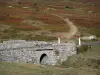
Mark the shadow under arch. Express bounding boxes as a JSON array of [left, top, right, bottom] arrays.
[[40, 53, 48, 65]]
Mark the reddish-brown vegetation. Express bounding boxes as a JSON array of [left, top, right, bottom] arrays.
[[15, 25, 41, 30], [66, 14, 100, 28], [0, 0, 100, 34], [37, 14, 65, 24]]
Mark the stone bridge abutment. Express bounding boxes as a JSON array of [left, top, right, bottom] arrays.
[[0, 40, 76, 65]]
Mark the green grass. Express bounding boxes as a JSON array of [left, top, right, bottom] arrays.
[[43, 24, 69, 32], [87, 27, 100, 37], [61, 45, 100, 70], [77, 25, 100, 37], [0, 62, 74, 75], [0, 61, 98, 75], [0, 28, 56, 42], [29, 35, 56, 41]]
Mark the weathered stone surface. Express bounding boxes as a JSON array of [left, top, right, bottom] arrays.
[[0, 40, 76, 65]]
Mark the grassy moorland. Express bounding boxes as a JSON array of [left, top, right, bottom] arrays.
[[0, 0, 100, 42], [0, 2, 69, 42]]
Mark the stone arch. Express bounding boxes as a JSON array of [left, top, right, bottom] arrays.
[[40, 53, 48, 65]]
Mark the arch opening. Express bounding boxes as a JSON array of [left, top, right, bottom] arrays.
[[40, 53, 48, 65]]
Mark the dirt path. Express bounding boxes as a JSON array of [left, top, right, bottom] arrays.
[[52, 14, 78, 40]]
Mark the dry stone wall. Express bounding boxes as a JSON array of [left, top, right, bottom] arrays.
[[0, 40, 76, 65]]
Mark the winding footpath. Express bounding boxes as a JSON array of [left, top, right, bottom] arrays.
[[52, 14, 78, 40]]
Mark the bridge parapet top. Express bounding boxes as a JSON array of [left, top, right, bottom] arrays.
[[0, 40, 76, 51], [0, 40, 53, 50], [53, 42, 76, 51], [3, 40, 26, 44]]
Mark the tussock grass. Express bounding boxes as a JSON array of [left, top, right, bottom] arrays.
[[60, 45, 100, 74]]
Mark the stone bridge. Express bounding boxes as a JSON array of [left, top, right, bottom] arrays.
[[0, 40, 76, 65]]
